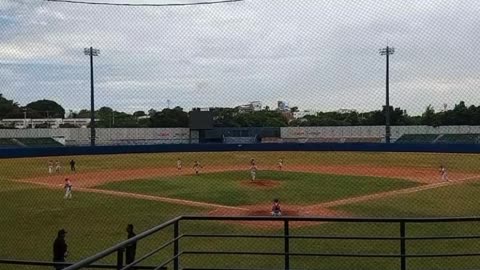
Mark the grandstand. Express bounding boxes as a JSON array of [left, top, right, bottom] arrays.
[[223, 136, 257, 144], [0, 138, 21, 148], [14, 137, 64, 147], [394, 134, 440, 144], [435, 134, 480, 144], [343, 137, 383, 143]]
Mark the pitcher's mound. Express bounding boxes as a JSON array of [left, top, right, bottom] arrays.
[[240, 180, 281, 189]]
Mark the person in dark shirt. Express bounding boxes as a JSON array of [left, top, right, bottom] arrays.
[[69, 160, 76, 172], [53, 229, 68, 270], [125, 224, 137, 265]]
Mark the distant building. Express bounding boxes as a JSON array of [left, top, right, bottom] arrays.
[[293, 110, 319, 119], [277, 101, 289, 112], [1, 118, 96, 129], [236, 101, 263, 113], [337, 109, 356, 114]]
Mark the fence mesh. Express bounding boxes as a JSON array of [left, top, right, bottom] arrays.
[[2, 0, 480, 269]]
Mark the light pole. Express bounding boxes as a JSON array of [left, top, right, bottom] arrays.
[[379, 46, 395, 144], [84, 47, 100, 146], [23, 108, 27, 129]]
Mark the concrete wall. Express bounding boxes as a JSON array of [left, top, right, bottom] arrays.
[[281, 126, 480, 140], [4, 126, 480, 146], [0, 128, 190, 146]]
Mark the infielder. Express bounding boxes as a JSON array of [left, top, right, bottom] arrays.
[[250, 164, 257, 181], [278, 158, 284, 170], [64, 178, 72, 199], [193, 161, 202, 175], [177, 158, 182, 171], [48, 160, 54, 174], [440, 165, 449, 182], [271, 199, 282, 216], [55, 160, 61, 173]]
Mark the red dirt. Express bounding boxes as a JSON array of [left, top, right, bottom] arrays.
[[14, 164, 480, 229], [239, 180, 281, 189], [19, 164, 478, 189]]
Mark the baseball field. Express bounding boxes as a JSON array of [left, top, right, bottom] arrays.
[[2, 151, 480, 269]]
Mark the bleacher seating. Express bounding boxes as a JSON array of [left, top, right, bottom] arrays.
[[0, 138, 20, 148], [282, 138, 307, 143], [15, 137, 64, 147], [223, 137, 257, 144], [394, 134, 440, 144], [435, 134, 480, 144], [261, 137, 282, 143], [343, 137, 383, 143], [306, 137, 342, 143]]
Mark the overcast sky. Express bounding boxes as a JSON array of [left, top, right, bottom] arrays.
[[1, 0, 480, 115]]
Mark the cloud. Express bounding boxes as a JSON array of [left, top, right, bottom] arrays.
[[1, 0, 480, 115]]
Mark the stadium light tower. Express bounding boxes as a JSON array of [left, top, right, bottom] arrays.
[[84, 47, 100, 147], [379, 46, 394, 144]]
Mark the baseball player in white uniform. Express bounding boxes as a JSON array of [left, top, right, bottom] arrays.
[[250, 164, 257, 181], [278, 158, 284, 170], [64, 178, 72, 199], [440, 165, 449, 182], [177, 158, 182, 171], [55, 160, 61, 173], [48, 160, 54, 174]]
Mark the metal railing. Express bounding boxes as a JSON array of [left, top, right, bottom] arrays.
[[52, 216, 480, 270], [0, 258, 158, 269]]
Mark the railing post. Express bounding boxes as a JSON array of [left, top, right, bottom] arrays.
[[174, 220, 179, 270], [116, 249, 124, 270], [400, 221, 406, 270], [284, 220, 290, 270]]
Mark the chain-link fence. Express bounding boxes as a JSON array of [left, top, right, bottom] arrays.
[[2, 1, 480, 269]]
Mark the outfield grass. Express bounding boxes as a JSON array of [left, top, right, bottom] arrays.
[[95, 171, 419, 206], [0, 181, 203, 261], [3, 151, 480, 269], [3, 151, 480, 179]]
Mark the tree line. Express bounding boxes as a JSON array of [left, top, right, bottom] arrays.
[[0, 93, 478, 128]]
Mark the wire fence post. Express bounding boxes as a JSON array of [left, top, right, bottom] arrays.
[[116, 249, 124, 270], [174, 220, 179, 270], [400, 221, 406, 270], [284, 220, 290, 270]]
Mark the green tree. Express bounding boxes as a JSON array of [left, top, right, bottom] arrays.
[[133, 111, 146, 118], [26, 99, 65, 118], [0, 94, 20, 119], [149, 107, 188, 127]]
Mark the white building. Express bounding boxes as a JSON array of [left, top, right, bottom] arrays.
[[236, 101, 263, 113], [293, 110, 319, 119], [1, 118, 95, 129], [277, 101, 289, 112]]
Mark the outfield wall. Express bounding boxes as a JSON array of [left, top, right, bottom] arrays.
[[3, 126, 480, 145], [280, 126, 480, 140]]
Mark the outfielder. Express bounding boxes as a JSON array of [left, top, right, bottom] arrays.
[[64, 178, 72, 199], [193, 161, 202, 175], [48, 160, 54, 174], [440, 165, 449, 182]]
